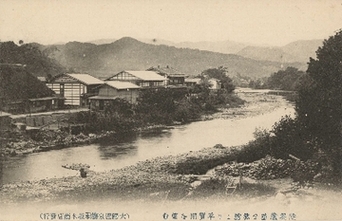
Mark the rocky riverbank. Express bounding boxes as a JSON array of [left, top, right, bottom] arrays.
[[1, 140, 341, 220], [0, 124, 172, 156], [1, 90, 341, 221], [1, 90, 283, 157], [0, 144, 305, 203], [207, 91, 292, 120]]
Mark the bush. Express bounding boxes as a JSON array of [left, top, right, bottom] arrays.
[[235, 130, 270, 163], [270, 116, 314, 160]]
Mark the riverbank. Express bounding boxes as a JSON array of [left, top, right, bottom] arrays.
[[1, 90, 341, 220], [1, 140, 342, 220], [0, 90, 295, 202], [0, 124, 172, 156], [204, 90, 292, 120], [0, 142, 321, 203], [0, 90, 254, 157]]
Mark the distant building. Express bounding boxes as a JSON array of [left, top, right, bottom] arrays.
[[37, 76, 47, 83], [47, 73, 104, 106], [208, 78, 222, 90], [106, 71, 165, 88], [89, 81, 140, 111], [146, 66, 187, 86], [184, 78, 202, 87]]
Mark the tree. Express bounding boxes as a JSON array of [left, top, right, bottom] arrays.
[[201, 66, 235, 93], [267, 67, 304, 91], [296, 30, 342, 175], [136, 88, 188, 124]]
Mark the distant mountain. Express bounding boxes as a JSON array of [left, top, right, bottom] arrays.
[[237, 46, 298, 63], [87, 38, 117, 45], [282, 40, 323, 62], [174, 40, 247, 54], [85, 37, 323, 64], [138, 38, 246, 54], [138, 38, 176, 46], [0, 41, 66, 78], [41, 37, 305, 79], [237, 39, 323, 63]]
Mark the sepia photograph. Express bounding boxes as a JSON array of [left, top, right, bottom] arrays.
[[0, 0, 342, 220]]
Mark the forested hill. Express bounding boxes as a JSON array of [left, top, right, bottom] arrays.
[[39, 37, 306, 78], [0, 41, 66, 79], [0, 65, 55, 101]]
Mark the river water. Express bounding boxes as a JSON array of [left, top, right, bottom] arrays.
[[0, 92, 295, 184]]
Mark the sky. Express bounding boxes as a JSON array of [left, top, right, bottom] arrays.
[[1, 0, 342, 46]]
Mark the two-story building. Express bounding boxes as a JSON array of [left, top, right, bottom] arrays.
[[47, 73, 104, 106], [88, 81, 140, 111], [146, 66, 187, 86], [106, 71, 165, 88], [184, 78, 202, 87]]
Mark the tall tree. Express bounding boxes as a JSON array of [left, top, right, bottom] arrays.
[[267, 67, 304, 91], [201, 66, 235, 93], [296, 30, 342, 175]]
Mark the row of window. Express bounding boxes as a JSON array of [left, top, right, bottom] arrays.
[[139, 81, 164, 87]]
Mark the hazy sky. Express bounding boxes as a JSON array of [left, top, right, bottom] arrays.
[[1, 0, 342, 46]]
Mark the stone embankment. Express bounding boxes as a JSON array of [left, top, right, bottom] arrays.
[[1, 131, 116, 156], [0, 124, 171, 156]]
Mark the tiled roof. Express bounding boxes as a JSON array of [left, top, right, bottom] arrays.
[[37, 76, 47, 82], [105, 81, 140, 90], [147, 66, 187, 77], [0, 111, 11, 117], [123, 71, 165, 81], [185, 78, 201, 83], [67, 74, 104, 85], [88, 96, 118, 100], [28, 97, 59, 101]]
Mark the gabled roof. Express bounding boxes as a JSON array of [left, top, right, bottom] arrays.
[[67, 73, 104, 85], [108, 71, 165, 81], [147, 66, 187, 77], [0, 111, 11, 117], [105, 81, 140, 90], [37, 76, 47, 82]]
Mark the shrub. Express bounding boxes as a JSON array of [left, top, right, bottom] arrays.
[[270, 116, 314, 160]]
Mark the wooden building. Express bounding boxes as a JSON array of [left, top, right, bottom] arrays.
[[184, 78, 202, 87], [47, 73, 104, 106], [89, 81, 140, 111], [146, 66, 187, 86], [27, 96, 65, 113], [106, 71, 165, 88]]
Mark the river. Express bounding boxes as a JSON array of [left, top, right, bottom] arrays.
[[0, 91, 295, 184]]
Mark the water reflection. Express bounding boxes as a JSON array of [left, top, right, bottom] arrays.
[[0, 104, 295, 184]]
